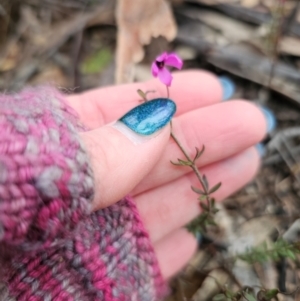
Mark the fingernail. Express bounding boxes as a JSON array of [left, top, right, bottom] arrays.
[[196, 232, 202, 248], [255, 143, 266, 157], [259, 106, 276, 133], [118, 98, 176, 136], [218, 76, 236, 100]]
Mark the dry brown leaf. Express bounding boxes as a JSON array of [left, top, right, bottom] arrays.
[[0, 41, 20, 72], [192, 269, 229, 300], [20, 5, 50, 48], [0, 1, 11, 45], [186, 0, 239, 4], [181, 9, 256, 44], [2, 1, 114, 91], [262, 0, 296, 13], [240, 0, 259, 7], [280, 36, 300, 56], [34, 2, 114, 55], [115, 0, 177, 83], [29, 64, 69, 87]]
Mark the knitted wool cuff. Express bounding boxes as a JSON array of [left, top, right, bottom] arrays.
[[0, 88, 166, 301], [0, 87, 94, 250]]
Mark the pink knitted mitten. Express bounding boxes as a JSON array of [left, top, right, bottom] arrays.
[[0, 88, 166, 301]]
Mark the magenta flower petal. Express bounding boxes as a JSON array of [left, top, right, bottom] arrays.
[[158, 68, 173, 86], [151, 52, 183, 86], [151, 61, 159, 77], [155, 52, 168, 62], [165, 53, 183, 70]]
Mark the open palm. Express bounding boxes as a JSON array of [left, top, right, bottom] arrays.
[[67, 70, 267, 279]]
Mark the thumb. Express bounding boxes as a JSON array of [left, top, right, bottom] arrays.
[[80, 98, 176, 210]]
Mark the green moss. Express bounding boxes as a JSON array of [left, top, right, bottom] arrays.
[[81, 48, 112, 74]]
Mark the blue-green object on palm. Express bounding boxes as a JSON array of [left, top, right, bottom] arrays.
[[119, 98, 176, 135]]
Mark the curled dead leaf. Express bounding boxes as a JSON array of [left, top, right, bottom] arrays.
[[115, 0, 177, 83]]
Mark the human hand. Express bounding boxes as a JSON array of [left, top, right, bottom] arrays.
[[67, 70, 268, 280]]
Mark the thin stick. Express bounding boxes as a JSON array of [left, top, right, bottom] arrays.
[[267, 0, 286, 91]]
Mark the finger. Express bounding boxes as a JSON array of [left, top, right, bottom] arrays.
[[67, 70, 223, 128], [153, 228, 197, 279], [133, 100, 266, 195], [80, 99, 175, 209], [136, 147, 260, 242]]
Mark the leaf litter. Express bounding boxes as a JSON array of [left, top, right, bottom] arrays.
[[1, 0, 300, 300]]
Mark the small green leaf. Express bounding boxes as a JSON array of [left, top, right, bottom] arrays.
[[199, 195, 207, 201], [191, 186, 205, 195], [243, 292, 256, 301], [208, 219, 217, 226], [137, 89, 147, 101], [270, 250, 276, 258], [200, 212, 208, 219], [171, 159, 192, 166], [170, 160, 184, 166], [178, 159, 193, 166], [194, 145, 205, 162], [200, 202, 209, 211], [209, 182, 222, 194], [202, 174, 209, 191], [278, 249, 287, 257], [265, 289, 279, 299], [225, 290, 235, 298], [286, 249, 296, 260], [212, 294, 226, 301]]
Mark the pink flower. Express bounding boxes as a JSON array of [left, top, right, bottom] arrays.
[[151, 52, 183, 86]]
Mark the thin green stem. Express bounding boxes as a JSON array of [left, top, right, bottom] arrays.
[[166, 85, 211, 210], [170, 124, 211, 206], [138, 85, 217, 233]]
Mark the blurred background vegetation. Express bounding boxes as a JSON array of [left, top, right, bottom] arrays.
[[1, 0, 300, 300]]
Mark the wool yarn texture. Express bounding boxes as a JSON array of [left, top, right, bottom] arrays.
[[0, 87, 166, 301]]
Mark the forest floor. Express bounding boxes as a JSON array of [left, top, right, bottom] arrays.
[[1, 0, 300, 300]]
